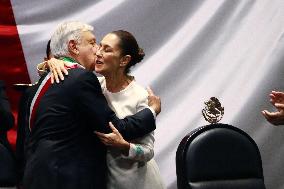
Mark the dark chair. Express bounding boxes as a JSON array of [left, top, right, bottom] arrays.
[[176, 123, 265, 189]]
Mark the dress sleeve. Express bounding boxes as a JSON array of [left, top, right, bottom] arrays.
[[122, 91, 155, 162], [122, 132, 155, 162]]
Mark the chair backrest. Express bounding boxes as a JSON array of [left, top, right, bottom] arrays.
[[176, 123, 265, 189]]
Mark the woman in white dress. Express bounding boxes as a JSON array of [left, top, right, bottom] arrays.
[[94, 30, 164, 189]]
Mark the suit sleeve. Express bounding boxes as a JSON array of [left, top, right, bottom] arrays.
[[75, 72, 156, 141], [0, 81, 14, 132]]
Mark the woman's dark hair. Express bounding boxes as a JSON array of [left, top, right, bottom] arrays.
[[110, 30, 145, 74]]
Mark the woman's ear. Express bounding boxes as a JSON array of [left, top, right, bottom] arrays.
[[68, 40, 79, 55], [120, 55, 131, 67]]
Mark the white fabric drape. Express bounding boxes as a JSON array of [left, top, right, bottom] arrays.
[[11, 0, 284, 188]]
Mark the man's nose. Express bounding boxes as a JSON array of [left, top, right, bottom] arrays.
[[93, 44, 98, 53], [96, 48, 102, 57]]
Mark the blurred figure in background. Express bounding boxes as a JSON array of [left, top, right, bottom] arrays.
[[262, 91, 284, 126], [0, 80, 17, 188]]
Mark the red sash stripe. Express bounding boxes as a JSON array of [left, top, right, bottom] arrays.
[[29, 73, 52, 131], [29, 63, 80, 131], [28, 63, 80, 131]]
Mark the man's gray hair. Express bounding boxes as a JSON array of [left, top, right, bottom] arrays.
[[50, 21, 94, 57]]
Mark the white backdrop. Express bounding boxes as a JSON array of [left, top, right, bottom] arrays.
[[10, 0, 284, 188]]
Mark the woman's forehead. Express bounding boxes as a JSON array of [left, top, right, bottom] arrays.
[[101, 33, 120, 46]]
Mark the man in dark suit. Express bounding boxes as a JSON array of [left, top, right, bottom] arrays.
[[23, 21, 161, 189]]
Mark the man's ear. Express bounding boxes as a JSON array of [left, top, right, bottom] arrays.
[[68, 40, 79, 55], [120, 55, 131, 67]]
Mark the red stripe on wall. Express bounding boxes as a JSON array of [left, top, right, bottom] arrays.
[[0, 0, 31, 149]]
